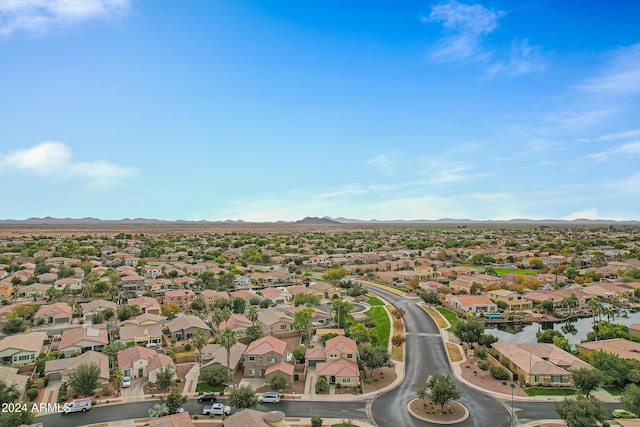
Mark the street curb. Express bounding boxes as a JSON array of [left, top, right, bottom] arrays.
[[407, 399, 469, 424]]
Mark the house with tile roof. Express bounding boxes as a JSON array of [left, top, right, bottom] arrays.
[[258, 308, 293, 334], [243, 335, 288, 378], [0, 331, 46, 366], [166, 315, 211, 340], [119, 323, 164, 346], [82, 299, 117, 322], [445, 294, 497, 314], [45, 350, 109, 387], [147, 412, 195, 427], [117, 345, 176, 382], [34, 302, 73, 324], [201, 342, 247, 372], [223, 409, 288, 427], [218, 313, 253, 333], [314, 335, 359, 388], [493, 341, 592, 387], [59, 327, 109, 357], [128, 296, 161, 315]]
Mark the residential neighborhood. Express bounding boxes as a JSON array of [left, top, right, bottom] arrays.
[[1, 224, 640, 427]]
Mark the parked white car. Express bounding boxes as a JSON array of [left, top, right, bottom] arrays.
[[122, 376, 131, 388], [258, 392, 281, 403]]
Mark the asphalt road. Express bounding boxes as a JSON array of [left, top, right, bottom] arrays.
[[36, 399, 369, 427], [361, 284, 512, 427]]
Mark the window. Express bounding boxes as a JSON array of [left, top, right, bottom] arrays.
[[269, 356, 276, 363], [534, 375, 540, 383], [551, 375, 562, 383], [248, 356, 255, 362], [280, 324, 288, 330], [249, 368, 255, 376], [347, 354, 353, 359], [342, 377, 351, 384]]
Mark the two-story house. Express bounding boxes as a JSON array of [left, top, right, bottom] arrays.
[[243, 335, 288, 378], [314, 335, 359, 387], [487, 289, 532, 312]]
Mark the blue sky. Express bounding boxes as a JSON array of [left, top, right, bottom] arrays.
[[1, 0, 640, 222]]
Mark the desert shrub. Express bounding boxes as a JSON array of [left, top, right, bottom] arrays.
[[311, 416, 323, 427], [475, 347, 488, 359], [478, 361, 491, 371], [26, 387, 39, 401], [490, 366, 509, 380], [185, 343, 192, 351]]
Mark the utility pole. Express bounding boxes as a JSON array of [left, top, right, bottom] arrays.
[[510, 383, 515, 427]]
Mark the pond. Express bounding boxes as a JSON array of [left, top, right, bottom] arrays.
[[484, 310, 640, 345]]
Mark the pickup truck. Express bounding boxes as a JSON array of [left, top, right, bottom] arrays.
[[203, 403, 231, 416]]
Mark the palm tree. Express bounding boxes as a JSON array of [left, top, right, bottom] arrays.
[[217, 327, 237, 373], [212, 307, 232, 329], [247, 307, 259, 326], [192, 329, 207, 367], [148, 402, 169, 418], [113, 368, 124, 392], [588, 299, 602, 325]]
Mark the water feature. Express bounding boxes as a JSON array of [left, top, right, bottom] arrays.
[[484, 309, 640, 345]]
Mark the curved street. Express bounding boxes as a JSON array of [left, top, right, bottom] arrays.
[[362, 283, 512, 427]]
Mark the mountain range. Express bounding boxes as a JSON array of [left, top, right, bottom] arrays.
[[0, 216, 637, 226]]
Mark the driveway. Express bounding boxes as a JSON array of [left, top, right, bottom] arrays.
[[120, 377, 146, 400]]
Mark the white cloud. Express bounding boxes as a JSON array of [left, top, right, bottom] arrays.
[[0, 0, 131, 38], [597, 128, 640, 141], [0, 141, 138, 189], [366, 153, 399, 174], [425, 0, 500, 63], [578, 43, 640, 95], [592, 141, 640, 161], [486, 39, 547, 77]]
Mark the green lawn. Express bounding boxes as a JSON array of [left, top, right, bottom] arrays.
[[524, 388, 578, 396], [365, 305, 391, 348], [603, 386, 623, 396], [367, 296, 385, 306], [195, 383, 226, 393], [436, 307, 460, 330]]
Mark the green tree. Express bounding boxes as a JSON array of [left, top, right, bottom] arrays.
[[359, 344, 391, 377], [529, 258, 545, 269], [452, 318, 485, 346], [245, 325, 263, 343], [191, 329, 208, 367], [228, 384, 258, 409], [621, 383, 640, 417], [589, 350, 629, 388], [315, 375, 329, 393], [420, 291, 441, 305], [292, 345, 307, 363], [553, 335, 571, 352], [428, 374, 462, 415], [247, 306, 259, 326], [348, 322, 377, 344], [0, 379, 34, 427], [155, 366, 175, 395], [232, 297, 246, 314], [67, 362, 101, 397], [1, 318, 25, 335], [198, 364, 230, 388], [554, 396, 606, 427], [322, 266, 348, 281], [293, 293, 320, 307], [413, 382, 430, 406], [311, 416, 323, 427], [536, 329, 563, 344], [162, 387, 186, 414], [113, 368, 125, 393], [190, 296, 206, 313], [212, 307, 232, 328], [293, 307, 315, 343], [269, 372, 289, 392], [541, 299, 555, 313], [117, 304, 141, 321], [571, 368, 604, 397], [217, 327, 238, 372], [331, 299, 354, 329]]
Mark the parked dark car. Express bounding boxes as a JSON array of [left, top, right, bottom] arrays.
[[198, 393, 217, 402]]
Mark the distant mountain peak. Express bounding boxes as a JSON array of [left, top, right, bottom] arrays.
[[294, 217, 340, 225]]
